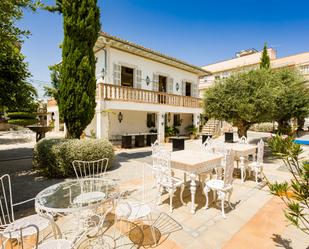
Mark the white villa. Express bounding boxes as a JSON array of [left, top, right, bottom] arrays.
[[47, 32, 208, 142]]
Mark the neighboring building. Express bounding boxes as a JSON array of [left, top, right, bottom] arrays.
[[48, 32, 208, 142], [199, 48, 309, 97]]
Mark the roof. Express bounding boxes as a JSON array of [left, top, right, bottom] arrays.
[[95, 32, 209, 76], [202, 49, 309, 74], [202, 48, 276, 73]]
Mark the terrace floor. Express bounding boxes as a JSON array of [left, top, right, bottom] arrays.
[[0, 131, 308, 248]]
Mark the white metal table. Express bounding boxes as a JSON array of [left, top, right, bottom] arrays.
[[170, 150, 223, 214], [35, 178, 119, 244]]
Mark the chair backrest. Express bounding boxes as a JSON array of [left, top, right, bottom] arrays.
[[1, 224, 39, 249], [223, 150, 235, 187], [257, 139, 264, 164], [238, 136, 248, 144], [0, 174, 14, 228], [156, 149, 173, 185], [72, 158, 109, 180], [152, 212, 182, 237], [201, 137, 214, 153]]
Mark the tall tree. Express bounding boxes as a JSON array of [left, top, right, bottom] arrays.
[[48, 0, 100, 138], [0, 0, 40, 112], [203, 69, 279, 137], [272, 68, 309, 134], [260, 43, 270, 69], [44, 64, 61, 105]]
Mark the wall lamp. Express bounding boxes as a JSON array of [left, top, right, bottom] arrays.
[[118, 112, 123, 123]]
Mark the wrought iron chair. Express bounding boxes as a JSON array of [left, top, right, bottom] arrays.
[[156, 150, 185, 213], [203, 150, 235, 218], [0, 174, 50, 241], [0, 222, 72, 249], [238, 136, 248, 144], [201, 136, 214, 153], [248, 139, 265, 183], [72, 158, 109, 180], [72, 159, 109, 205]]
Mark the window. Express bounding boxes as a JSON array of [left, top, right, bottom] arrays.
[[300, 65, 309, 74], [159, 75, 167, 92], [121, 66, 134, 87], [147, 113, 156, 128], [214, 75, 220, 80], [185, 82, 191, 96], [173, 114, 181, 127]]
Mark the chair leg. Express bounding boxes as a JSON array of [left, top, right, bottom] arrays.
[[221, 198, 226, 219], [156, 186, 163, 205], [203, 188, 210, 210], [169, 189, 174, 213], [228, 189, 233, 209], [255, 168, 258, 183], [180, 184, 185, 205]]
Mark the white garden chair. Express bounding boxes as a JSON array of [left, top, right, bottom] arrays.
[[248, 139, 265, 183], [72, 159, 109, 205], [238, 136, 248, 144], [72, 158, 109, 180], [151, 140, 165, 188], [156, 149, 185, 213], [0, 223, 72, 249], [203, 150, 235, 218], [201, 136, 214, 153], [0, 174, 50, 241]]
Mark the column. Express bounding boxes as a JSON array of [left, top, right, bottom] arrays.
[[96, 102, 109, 139], [193, 113, 199, 127], [157, 112, 165, 143]]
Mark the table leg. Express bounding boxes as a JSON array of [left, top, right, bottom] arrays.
[[189, 173, 197, 214], [239, 156, 246, 183]]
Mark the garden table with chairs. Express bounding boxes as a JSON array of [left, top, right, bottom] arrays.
[[170, 150, 223, 214], [35, 178, 119, 247]]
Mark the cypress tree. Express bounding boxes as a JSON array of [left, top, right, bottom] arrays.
[[260, 43, 270, 69], [51, 0, 100, 138]]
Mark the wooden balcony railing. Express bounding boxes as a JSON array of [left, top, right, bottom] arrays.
[[96, 83, 201, 108]]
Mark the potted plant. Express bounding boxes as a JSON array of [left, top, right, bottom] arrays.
[[186, 125, 198, 139], [165, 126, 175, 143]]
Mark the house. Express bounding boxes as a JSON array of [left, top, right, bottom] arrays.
[[47, 32, 208, 142], [199, 48, 309, 96]]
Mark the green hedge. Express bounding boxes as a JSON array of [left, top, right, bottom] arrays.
[[7, 112, 36, 119], [8, 119, 37, 126], [33, 138, 115, 178]]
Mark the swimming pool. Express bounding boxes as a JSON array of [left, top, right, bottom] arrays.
[[294, 139, 309, 145]]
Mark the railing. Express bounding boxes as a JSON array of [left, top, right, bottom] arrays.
[[96, 83, 201, 108]]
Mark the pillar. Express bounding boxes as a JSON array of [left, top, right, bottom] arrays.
[[193, 113, 199, 127], [157, 112, 165, 143]]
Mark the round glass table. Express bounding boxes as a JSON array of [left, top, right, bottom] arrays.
[[35, 178, 119, 214]]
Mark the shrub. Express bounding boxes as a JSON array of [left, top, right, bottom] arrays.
[[7, 112, 36, 119], [8, 119, 37, 126], [33, 138, 115, 178]]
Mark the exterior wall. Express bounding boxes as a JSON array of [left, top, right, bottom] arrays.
[[96, 47, 200, 97]]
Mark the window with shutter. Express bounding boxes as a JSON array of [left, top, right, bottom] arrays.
[[181, 81, 186, 96], [113, 63, 121, 85], [191, 83, 198, 97], [152, 74, 159, 91], [135, 69, 142, 89], [167, 78, 173, 93]]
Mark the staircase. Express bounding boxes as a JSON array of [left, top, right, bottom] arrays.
[[202, 119, 221, 135]]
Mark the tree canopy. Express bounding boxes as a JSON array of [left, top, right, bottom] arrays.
[[48, 0, 100, 138], [272, 69, 309, 133], [0, 0, 40, 112], [203, 69, 280, 137]]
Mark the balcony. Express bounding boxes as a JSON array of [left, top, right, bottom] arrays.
[[96, 83, 201, 108]]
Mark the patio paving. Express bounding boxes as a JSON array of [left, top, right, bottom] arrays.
[[0, 131, 308, 248]]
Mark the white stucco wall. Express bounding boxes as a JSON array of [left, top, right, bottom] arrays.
[[95, 47, 200, 96]]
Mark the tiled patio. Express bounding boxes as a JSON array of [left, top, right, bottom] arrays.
[[0, 131, 308, 248]]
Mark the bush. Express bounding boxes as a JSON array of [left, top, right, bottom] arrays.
[[8, 119, 37, 126], [7, 112, 36, 119], [33, 138, 115, 177]]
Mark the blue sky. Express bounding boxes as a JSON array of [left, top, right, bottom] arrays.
[[19, 0, 309, 96]]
